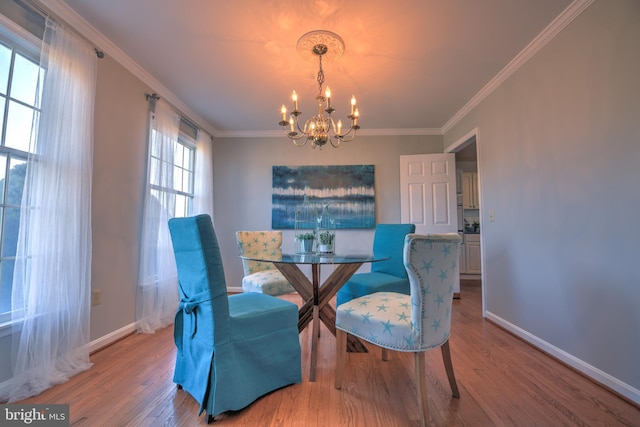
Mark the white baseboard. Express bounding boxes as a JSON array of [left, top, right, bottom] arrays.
[[89, 323, 136, 354], [485, 311, 640, 405], [227, 285, 243, 293]]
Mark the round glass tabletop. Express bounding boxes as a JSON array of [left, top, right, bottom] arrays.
[[240, 253, 388, 265]]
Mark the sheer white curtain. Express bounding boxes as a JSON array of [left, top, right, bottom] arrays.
[[193, 129, 214, 217], [2, 18, 96, 402], [136, 99, 180, 333]]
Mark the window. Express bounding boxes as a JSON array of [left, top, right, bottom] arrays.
[[148, 127, 195, 218], [0, 32, 41, 321]]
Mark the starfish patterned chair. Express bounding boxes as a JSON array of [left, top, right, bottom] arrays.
[[335, 233, 462, 427], [236, 230, 296, 296]]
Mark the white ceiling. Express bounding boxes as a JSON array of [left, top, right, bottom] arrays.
[[56, 0, 574, 136]]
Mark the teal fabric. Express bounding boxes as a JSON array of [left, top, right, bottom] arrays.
[[336, 233, 462, 351], [168, 215, 302, 420], [337, 223, 415, 306]]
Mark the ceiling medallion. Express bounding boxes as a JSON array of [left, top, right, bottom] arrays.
[[279, 30, 360, 149]]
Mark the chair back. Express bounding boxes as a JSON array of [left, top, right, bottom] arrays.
[[371, 223, 416, 278], [404, 233, 462, 349], [236, 231, 283, 276], [169, 214, 230, 345]]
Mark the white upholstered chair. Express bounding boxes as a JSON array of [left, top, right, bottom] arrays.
[[236, 230, 296, 296], [335, 233, 462, 427]]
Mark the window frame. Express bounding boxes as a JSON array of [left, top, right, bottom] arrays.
[[0, 21, 42, 329], [147, 119, 197, 220]]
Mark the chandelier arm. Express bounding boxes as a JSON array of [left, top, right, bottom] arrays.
[[284, 116, 308, 143], [336, 123, 355, 138], [338, 127, 358, 143]]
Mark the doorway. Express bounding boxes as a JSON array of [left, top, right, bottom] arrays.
[[445, 129, 483, 303]]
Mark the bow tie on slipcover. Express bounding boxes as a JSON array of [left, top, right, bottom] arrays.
[[174, 289, 212, 351]]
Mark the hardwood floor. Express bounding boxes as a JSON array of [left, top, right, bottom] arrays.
[[20, 280, 640, 426]]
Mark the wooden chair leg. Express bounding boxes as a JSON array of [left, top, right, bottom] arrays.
[[335, 329, 347, 389], [441, 339, 460, 398], [381, 347, 389, 361], [414, 352, 428, 427]]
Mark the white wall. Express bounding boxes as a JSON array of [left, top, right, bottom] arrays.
[[211, 135, 443, 289], [444, 0, 640, 402]]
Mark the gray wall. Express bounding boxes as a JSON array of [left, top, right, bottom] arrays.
[[444, 0, 640, 399], [90, 55, 151, 340], [211, 135, 443, 288]]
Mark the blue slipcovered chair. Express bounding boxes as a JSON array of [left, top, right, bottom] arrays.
[[336, 223, 415, 306], [335, 233, 462, 427], [168, 214, 302, 423]]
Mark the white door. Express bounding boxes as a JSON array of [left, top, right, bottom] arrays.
[[400, 153, 458, 234], [400, 153, 460, 294]]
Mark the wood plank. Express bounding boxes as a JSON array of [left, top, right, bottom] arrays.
[[15, 280, 639, 426]]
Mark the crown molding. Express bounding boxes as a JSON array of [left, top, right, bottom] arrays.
[[441, 0, 595, 134], [358, 128, 442, 136], [215, 127, 443, 139], [38, 0, 218, 137]]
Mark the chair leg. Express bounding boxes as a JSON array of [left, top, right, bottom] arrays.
[[414, 352, 428, 427], [381, 347, 389, 361], [335, 329, 347, 389], [440, 339, 460, 398], [310, 305, 320, 382]]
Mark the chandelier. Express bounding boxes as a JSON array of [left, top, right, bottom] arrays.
[[279, 30, 360, 149]]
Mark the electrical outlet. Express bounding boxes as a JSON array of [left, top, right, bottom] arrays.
[[91, 289, 102, 306]]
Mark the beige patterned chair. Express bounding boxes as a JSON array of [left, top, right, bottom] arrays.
[[236, 230, 296, 296]]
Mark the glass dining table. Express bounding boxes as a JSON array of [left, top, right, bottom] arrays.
[[239, 252, 388, 381]]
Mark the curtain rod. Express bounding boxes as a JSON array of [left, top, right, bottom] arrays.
[[144, 93, 202, 137], [22, 0, 104, 59]]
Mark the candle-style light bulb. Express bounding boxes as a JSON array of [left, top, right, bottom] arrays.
[[337, 119, 342, 135], [281, 105, 287, 122], [353, 108, 359, 126], [350, 95, 356, 115], [292, 91, 298, 111], [325, 86, 331, 109], [289, 117, 294, 132]]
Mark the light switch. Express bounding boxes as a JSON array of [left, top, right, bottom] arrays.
[[489, 210, 495, 222]]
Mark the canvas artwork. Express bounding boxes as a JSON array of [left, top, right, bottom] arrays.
[[272, 165, 375, 229]]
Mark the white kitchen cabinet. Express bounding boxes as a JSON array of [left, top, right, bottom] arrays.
[[462, 172, 479, 209], [463, 233, 481, 274], [459, 241, 466, 274]]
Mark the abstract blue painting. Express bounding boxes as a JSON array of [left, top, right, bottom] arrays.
[[272, 165, 375, 229]]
